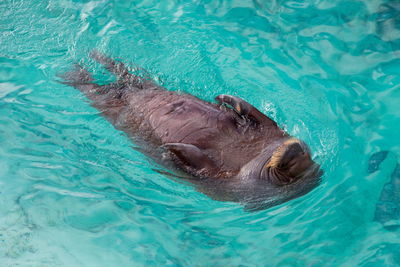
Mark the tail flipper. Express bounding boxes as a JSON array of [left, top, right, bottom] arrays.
[[59, 65, 125, 107], [59, 52, 160, 120], [90, 50, 130, 79], [90, 50, 158, 90], [58, 64, 101, 99]]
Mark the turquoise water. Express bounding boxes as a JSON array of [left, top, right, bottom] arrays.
[[1, 0, 400, 265]]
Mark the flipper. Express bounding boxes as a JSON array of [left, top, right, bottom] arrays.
[[164, 143, 217, 174], [60, 64, 93, 83], [215, 94, 277, 126], [90, 50, 130, 79], [59, 64, 125, 101], [90, 50, 158, 90], [58, 64, 99, 98]]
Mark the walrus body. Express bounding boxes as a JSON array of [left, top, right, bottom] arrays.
[[62, 52, 321, 210]]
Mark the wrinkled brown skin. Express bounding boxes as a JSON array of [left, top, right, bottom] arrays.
[[61, 52, 321, 210]]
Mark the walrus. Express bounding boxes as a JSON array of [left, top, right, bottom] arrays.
[[61, 51, 322, 210]]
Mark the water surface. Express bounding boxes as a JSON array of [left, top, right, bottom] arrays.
[[1, 0, 400, 266]]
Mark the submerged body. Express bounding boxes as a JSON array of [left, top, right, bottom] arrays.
[[62, 52, 321, 210]]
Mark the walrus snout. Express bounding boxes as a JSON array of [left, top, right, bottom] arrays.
[[285, 149, 314, 179], [260, 138, 317, 185]]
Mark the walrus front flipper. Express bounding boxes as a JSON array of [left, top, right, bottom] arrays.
[[215, 94, 277, 126], [164, 143, 217, 176]]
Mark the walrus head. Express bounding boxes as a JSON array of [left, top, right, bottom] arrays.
[[241, 138, 318, 186]]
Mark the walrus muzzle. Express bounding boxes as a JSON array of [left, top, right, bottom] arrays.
[[258, 138, 316, 185]]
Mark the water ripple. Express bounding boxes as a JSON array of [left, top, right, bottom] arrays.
[[0, 0, 399, 266]]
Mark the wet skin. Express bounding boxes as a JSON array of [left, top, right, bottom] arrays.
[[61, 52, 322, 210]]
